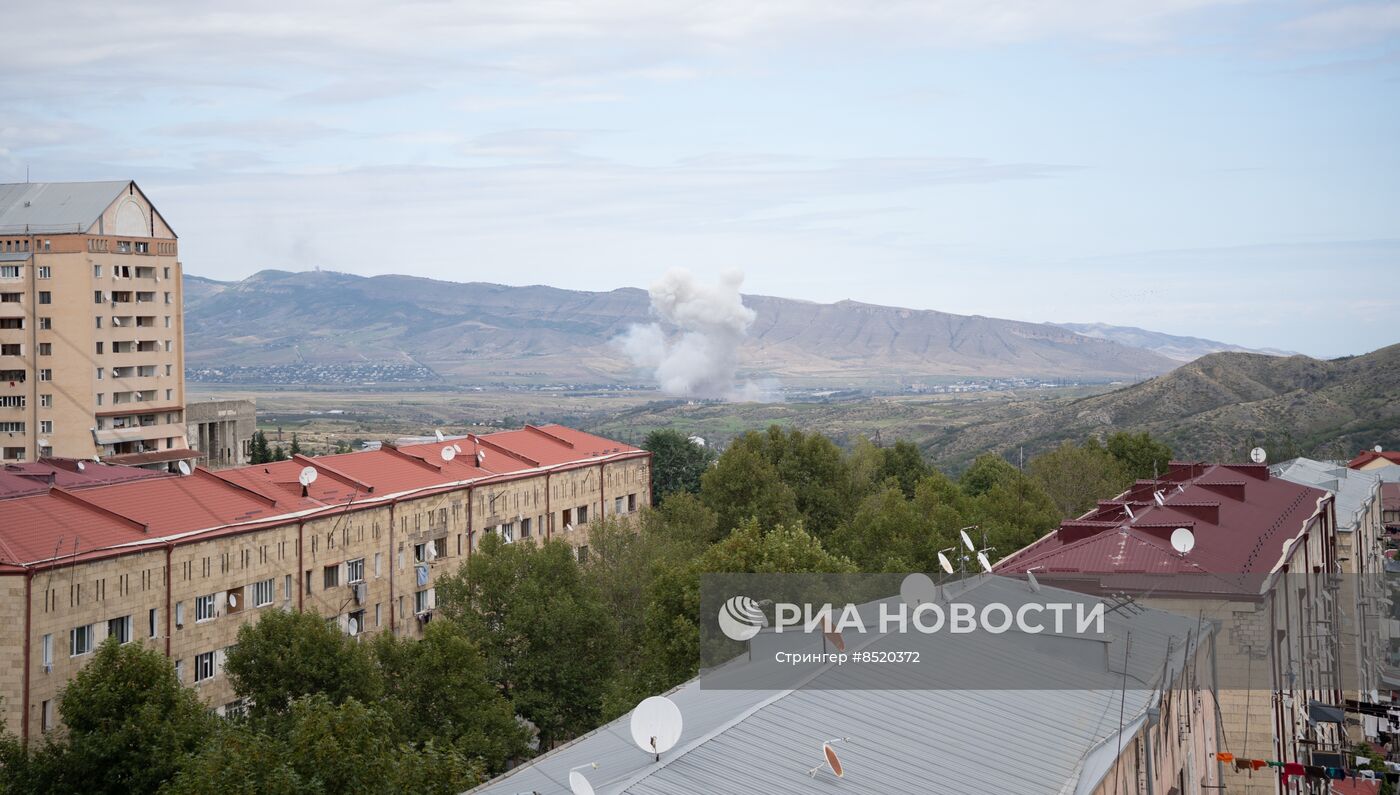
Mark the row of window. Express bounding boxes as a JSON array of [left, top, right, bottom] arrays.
[[92, 264, 171, 280], [1, 239, 47, 254], [0, 265, 49, 279]]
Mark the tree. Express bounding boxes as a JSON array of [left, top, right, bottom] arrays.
[[249, 431, 271, 464], [726, 426, 862, 537], [271, 444, 288, 462], [0, 637, 216, 794], [371, 621, 528, 773], [642, 429, 715, 504], [1028, 440, 1131, 518], [958, 453, 1021, 497], [289, 433, 302, 457], [223, 609, 381, 725], [1105, 432, 1172, 480], [436, 535, 616, 748], [163, 696, 481, 795], [700, 442, 800, 538]]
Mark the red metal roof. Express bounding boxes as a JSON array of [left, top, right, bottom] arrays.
[[0, 458, 168, 500], [996, 461, 1329, 595], [104, 449, 200, 466], [0, 424, 644, 572], [1348, 450, 1400, 469]]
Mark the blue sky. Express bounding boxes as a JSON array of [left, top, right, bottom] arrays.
[[2, 1, 1397, 357]]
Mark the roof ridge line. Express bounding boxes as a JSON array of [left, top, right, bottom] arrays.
[[193, 466, 281, 507], [291, 453, 374, 493], [49, 486, 149, 533]]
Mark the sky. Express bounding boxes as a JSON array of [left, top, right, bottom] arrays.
[[2, 1, 1397, 358]]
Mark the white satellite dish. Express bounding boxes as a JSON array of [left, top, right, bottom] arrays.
[[936, 551, 954, 575], [1123, 504, 1135, 521], [475, 450, 486, 466], [688, 435, 706, 447], [228, 593, 238, 608], [453, 443, 462, 454], [1026, 569, 1041, 593], [1170, 527, 1195, 555], [348, 617, 359, 636], [569, 764, 598, 795], [976, 551, 993, 573], [111, 316, 121, 326], [630, 696, 683, 760], [1375, 444, 1384, 453], [434, 429, 445, 442], [440, 446, 456, 462], [76, 461, 86, 472], [565, 523, 574, 533], [960, 529, 975, 552], [1250, 447, 1267, 464], [900, 572, 939, 606], [298, 466, 318, 487], [177, 461, 191, 476], [1153, 490, 1165, 507]]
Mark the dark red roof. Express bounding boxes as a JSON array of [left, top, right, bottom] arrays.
[[0, 424, 644, 572], [1348, 450, 1400, 469], [0, 458, 168, 500], [103, 449, 200, 466], [996, 461, 1329, 595], [1382, 482, 1400, 513]]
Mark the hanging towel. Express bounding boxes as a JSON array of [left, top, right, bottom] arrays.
[[1216, 753, 1235, 763], [1233, 759, 1252, 772], [416, 563, 429, 587], [1266, 760, 1286, 768], [1282, 762, 1305, 778], [1304, 765, 1326, 780], [1325, 767, 1347, 780], [1251, 760, 1267, 771]]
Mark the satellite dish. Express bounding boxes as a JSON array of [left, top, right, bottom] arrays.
[[630, 696, 683, 760], [1026, 569, 1041, 593], [76, 461, 86, 472], [440, 446, 456, 462], [348, 617, 359, 636], [1153, 490, 1165, 507], [808, 739, 848, 779], [228, 593, 238, 607], [901, 572, 939, 606], [1170, 527, 1195, 555], [568, 764, 598, 795], [1123, 504, 1135, 521], [1375, 444, 1384, 453], [976, 551, 993, 573], [453, 443, 462, 454], [688, 435, 706, 447], [177, 461, 191, 476], [475, 450, 486, 466], [434, 429, 445, 442], [298, 466, 318, 487], [936, 551, 954, 575], [565, 523, 574, 533], [960, 529, 975, 552], [1250, 447, 1267, 464], [111, 316, 120, 326]]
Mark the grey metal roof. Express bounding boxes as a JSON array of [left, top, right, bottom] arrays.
[[1272, 457, 1381, 532], [0, 251, 33, 262], [0, 181, 129, 234], [469, 576, 1207, 795]]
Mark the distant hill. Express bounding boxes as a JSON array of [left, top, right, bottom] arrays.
[[928, 345, 1400, 464], [181, 270, 1179, 385], [1052, 322, 1295, 362]]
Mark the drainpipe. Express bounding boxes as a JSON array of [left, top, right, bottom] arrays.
[[21, 567, 32, 744], [598, 462, 605, 525], [387, 504, 395, 633], [545, 473, 551, 541], [164, 543, 173, 656], [296, 520, 305, 612]]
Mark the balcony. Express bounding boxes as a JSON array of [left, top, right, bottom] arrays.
[[94, 423, 187, 446]]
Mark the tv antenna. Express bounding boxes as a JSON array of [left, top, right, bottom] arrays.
[[568, 763, 598, 795], [807, 738, 849, 779], [1170, 527, 1195, 556], [629, 696, 683, 762], [1105, 593, 1143, 616], [298, 465, 318, 496], [1250, 447, 1267, 464]]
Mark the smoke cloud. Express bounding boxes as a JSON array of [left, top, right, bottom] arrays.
[[618, 268, 770, 401]]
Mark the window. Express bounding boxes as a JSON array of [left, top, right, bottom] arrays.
[[577, 505, 589, 524], [0, 266, 18, 278], [96, 367, 103, 380], [41, 700, 53, 733], [136, 241, 149, 254], [175, 601, 185, 627], [252, 578, 274, 607], [347, 558, 365, 583], [38, 317, 50, 330], [41, 633, 52, 668], [164, 292, 172, 304], [39, 420, 52, 434], [95, 393, 103, 407], [374, 552, 382, 578], [95, 342, 103, 355], [163, 267, 171, 279], [70, 624, 94, 656], [284, 574, 293, 600], [348, 609, 365, 635], [38, 291, 50, 305], [174, 659, 184, 682], [94, 264, 102, 278], [0, 396, 22, 408], [414, 588, 433, 614], [0, 344, 18, 356], [0, 422, 26, 432], [194, 651, 215, 682], [615, 496, 625, 515], [432, 537, 447, 559], [39, 395, 49, 409], [414, 543, 426, 564], [37, 343, 50, 356], [149, 608, 158, 638], [375, 603, 382, 627], [164, 315, 171, 328], [0, 293, 18, 303], [578, 545, 590, 563], [194, 593, 215, 622], [305, 570, 312, 594], [561, 508, 572, 529], [628, 493, 637, 512], [37, 265, 51, 279], [107, 615, 132, 644], [94, 290, 103, 304], [323, 564, 339, 588], [94, 316, 101, 329], [521, 517, 532, 538]]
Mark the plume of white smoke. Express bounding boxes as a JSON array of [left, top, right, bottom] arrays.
[[618, 269, 772, 401]]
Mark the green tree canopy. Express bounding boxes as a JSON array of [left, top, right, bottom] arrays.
[[1028, 439, 1131, 518], [642, 429, 716, 504], [223, 608, 382, 725], [700, 441, 800, 538], [1105, 431, 1172, 480]]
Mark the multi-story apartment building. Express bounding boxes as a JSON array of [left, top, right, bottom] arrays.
[[0, 423, 650, 741], [997, 461, 1346, 795], [0, 181, 193, 470]]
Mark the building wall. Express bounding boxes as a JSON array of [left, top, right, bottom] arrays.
[[186, 399, 256, 468], [1, 454, 651, 739], [0, 184, 186, 463]]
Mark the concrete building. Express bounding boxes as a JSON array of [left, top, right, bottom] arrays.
[[997, 461, 1347, 794], [0, 423, 650, 742], [0, 181, 193, 471], [186, 398, 256, 469], [471, 576, 1221, 795]]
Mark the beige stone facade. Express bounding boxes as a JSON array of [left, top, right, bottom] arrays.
[[1, 435, 650, 741], [0, 181, 190, 468]]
